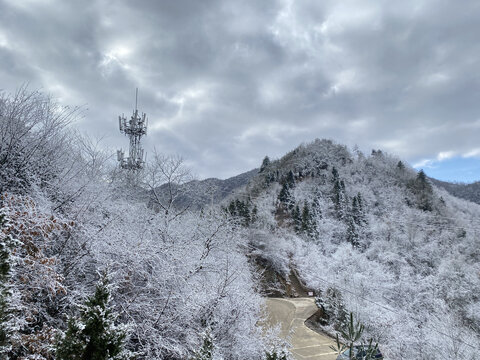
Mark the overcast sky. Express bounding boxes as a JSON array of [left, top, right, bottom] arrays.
[[1, 0, 480, 181]]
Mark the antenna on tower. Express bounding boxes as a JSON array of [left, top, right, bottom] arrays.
[[135, 87, 138, 110], [117, 89, 147, 172]]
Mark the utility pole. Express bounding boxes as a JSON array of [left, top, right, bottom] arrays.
[[117, 88, 148, 173]]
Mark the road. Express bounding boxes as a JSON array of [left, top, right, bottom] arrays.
[[264, 297, 338, 360]]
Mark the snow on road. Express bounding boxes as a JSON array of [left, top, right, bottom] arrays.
[[264, 297, 338, 360]]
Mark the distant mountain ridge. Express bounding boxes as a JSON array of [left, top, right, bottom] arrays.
[[153, 168, 258, 210], [430, 178, 480, 205]]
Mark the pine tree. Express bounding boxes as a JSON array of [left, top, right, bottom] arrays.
[[286, 170, 295, 187], [330, 313, 379, 360], [411, 170, 433, 211], [333, 178, 347, 219], [251, 205, 258, 224], [278, 183, 290, 205], [265, 349, 288, 360], [301, 203, 312, 236], [346, 216, 359, 248], [193, 330, 214, 360], [259, 156, 271, 173], [227, 201, 236, 216], [351, 193, 366, 226], [312, 197, 321, 219], [292, 205, 301, 233], [331, 167, 339, 184], [56, 274, 129, 360]]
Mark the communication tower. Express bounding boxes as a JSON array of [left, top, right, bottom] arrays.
[[117, 89, 148, 170]]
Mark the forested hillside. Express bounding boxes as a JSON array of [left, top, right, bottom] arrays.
[[229, 139, 480, 360], [150, 168, 258, 210], [0, 88, 278, 359], [430, 178, 480, 205]]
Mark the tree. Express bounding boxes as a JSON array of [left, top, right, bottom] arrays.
[[251, 205, 258, 224], [259, 156, 271, 173], [331, 167, 339, 184], [330, 313, 379, 360], [265, 349, 288, 360], [301, 202, 316, 238], [346, 217, 359, 248], [316, 287, 347, 329], [351, 193, 366, 226], [292, 205, 301, 233], [410, 170, 434, 211], [56, 274, 129, 360], [1, 193, 68, 359], [0, 86, 79, 194], [144, 150, 193, 220], [333, 178, 347, 219], [192, 330, 214, 360], [278, 183, 291, 206], [278, 171, 296, 210]]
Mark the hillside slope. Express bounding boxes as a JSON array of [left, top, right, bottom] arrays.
[[230, 139, 480, 360], [430, 178, 480, 205], [152, 168, 258, 210]]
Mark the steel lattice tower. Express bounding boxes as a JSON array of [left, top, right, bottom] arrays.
[[117, 89, 148, 171]]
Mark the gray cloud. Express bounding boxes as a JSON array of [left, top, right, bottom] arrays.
[[1, 0, 480, 179]]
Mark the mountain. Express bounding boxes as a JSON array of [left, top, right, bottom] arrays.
[[226, 138, 480, 360], [430, 177, 480, 204], [152, 168, 258, 210]]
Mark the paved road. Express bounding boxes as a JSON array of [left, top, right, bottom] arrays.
[[264, 297, 338, 360]]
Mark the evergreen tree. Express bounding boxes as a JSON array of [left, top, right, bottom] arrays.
[[192, 330, 214, 360], [346, 216, 359, 248], [259, 156, 271, 173], [292, 205, 301, 233], [227, 199, 252, 226], [227, 201, 236, 216], [235, 199, 243, 215], [330, 313, 380, 360], [333, 179, 347, 219], [251, 205, 258, 224], [411, 170, 434, 211], [278, 170, 296, 209], [301, 202, 312, 236], [331, 167, 339, 184], [286, 170, 295, 187], [352, 196, 360, 224], [56, 274, 129, 360], [351, 193, 366, 226], [278, 183, 290, 205], [312, 197, 321, 219], [265, 349, 288, 360]]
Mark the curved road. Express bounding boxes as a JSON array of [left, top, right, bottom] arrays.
[[264, 297, 338, 360]]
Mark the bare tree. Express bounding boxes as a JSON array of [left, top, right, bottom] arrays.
[[143, 149, 194, 220], [0, 85, 80, 193]]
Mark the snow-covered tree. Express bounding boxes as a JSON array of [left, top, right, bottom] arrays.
[[56, 273, 129, 360]]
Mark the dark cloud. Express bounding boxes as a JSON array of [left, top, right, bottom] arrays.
[[1, 0, 480, 179]]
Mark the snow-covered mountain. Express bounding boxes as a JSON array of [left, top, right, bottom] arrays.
[[151, 168, 258, 210], [226, 139, 480, 360]]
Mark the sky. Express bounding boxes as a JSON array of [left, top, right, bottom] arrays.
[[0, 0, 480, 182]]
